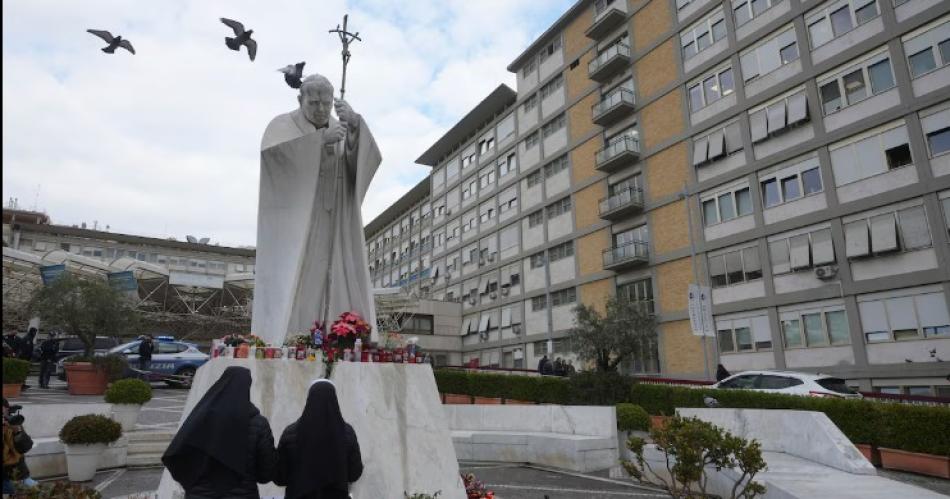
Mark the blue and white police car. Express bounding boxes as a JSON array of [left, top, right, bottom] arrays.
[[110, 336, 209, 387]]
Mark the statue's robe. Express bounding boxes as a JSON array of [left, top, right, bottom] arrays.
[[252, 109, 381, 345]]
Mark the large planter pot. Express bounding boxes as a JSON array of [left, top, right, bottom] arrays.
[[2, 383, 22, 399], [111, 404, 142, 432], [65, 443, 106, 482], [856, 444, 881, 467], [443, 393, 473, 404], [880, 447, 950, 479], [473, 396, 502, 405], [65, 363, 109, 396]]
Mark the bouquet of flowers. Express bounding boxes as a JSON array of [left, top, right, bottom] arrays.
[[221, 333, 248, 347], [461, 473, 494, 499], [327, 311, 372, 351], [246, 334, 267, 348], [383, 331, 405, 350], [285, 334, 315, 348]]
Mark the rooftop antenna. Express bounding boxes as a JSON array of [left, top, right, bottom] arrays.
[[32, 184, 41, 212]]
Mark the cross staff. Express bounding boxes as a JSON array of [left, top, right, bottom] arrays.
[[328, 14, 361, 101]]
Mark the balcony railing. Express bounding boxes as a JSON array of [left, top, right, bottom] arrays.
[[587, 0, 627, 40], [588, 43, 630, 82], [595, 136, 640, 172], [599, 187, 644, 219], [603, 240, 649, 270], [592, 87, 636, 126]]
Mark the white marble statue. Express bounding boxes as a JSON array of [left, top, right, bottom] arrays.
[[252, 74, 381, 346]]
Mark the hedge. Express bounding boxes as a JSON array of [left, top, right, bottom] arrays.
[[616, 403, 650, 432], [434, 370, 950, 456]]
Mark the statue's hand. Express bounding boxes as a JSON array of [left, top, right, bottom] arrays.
[[334, 99, 358, 128], [326, 121, 346, 144]]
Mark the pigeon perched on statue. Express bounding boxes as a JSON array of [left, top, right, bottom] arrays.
[[86, 29, 135, 55], [220, 18, 257, 61], [278, 61, 306, 89]]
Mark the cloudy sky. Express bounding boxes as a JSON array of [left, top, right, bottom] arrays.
[[2, 0, 573, 247]]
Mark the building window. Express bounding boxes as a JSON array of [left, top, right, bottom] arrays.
[[782, 308, 851, 348], [543, 155, 569, 178], [807, 0, 881, 49], [740, 26, 799, 83], [462, 178, 477, 200], [539, 74, 564, 99], [550, 287, 577, 307], [618, 278, 654, 313], [830, 121, 912, 186], [749, 89, 809, 142], [539, 36, 562, 62], [527, 210, 544, 228], [709, 246, 763, 288], [760, 161, 823, 208], [526, 169, 543, 188], [769, 227, 835, 274], [461, 150, 477, 169], [734, 0, 784, 27], [614, 225, 649, 247], [818, 50, 895, 115], [688, 66, 735, 112], [681, 8, 727, 61], [399, 315, 434, 335], [548, 241, 574, 262], [927, 128, 950, 157], [524, 132, 539, 150], [479, 168, 496, 189], [531, 295, 548, 311], [523, 94, 538, 113], [498, 150, 518, 178], [844, 204, 932, 259], [902, 18, 950, 78], [522, 57, 538, 78], [858, 288, 950, 343], [541, 114, 566, 138], [478, 136, 495, 155], [546, 197, 572, 219], [701, 186, 753, 226], [693, 121, 743, 166], [529, 252, 546, 269]]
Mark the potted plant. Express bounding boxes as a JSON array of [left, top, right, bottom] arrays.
[[30, 274, 138, 395], [2, 358, 30, 398], [105, 378, 152, 431], [59, 414, 122, 482]]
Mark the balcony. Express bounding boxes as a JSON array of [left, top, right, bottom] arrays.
[[586, 1, 627, 40], [588, 43, 630, 82], [592, 87, 636, 126], [595, 136, 640, 172], [603, 241, 650, 271], [599, 188, 644, 220]]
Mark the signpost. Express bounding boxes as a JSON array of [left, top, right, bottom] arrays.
[[108, 271, 137, 292]]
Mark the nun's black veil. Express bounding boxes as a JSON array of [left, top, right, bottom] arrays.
[[287, 380, 350, 498], [162, 366, 255, 489]]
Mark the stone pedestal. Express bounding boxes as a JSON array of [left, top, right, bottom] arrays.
[[157, 358, 464, 499]]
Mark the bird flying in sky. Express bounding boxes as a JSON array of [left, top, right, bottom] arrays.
[[278, 62, 306, 89], [86, 29, 135, 55], [220, 18, 257, 61]]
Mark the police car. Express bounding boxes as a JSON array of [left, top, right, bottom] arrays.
[[57, 336, 209, 387], [111, 337, 209, 387]]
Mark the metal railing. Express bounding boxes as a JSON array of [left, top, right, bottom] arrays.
[[599, 187, 644, 215], [592, 87, 636, 118], [588, 42, 630, 75], [603, 240, 649, 267], [595, 136, 640, 168]]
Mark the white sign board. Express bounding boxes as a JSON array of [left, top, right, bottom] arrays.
[[169, 271, 225, 289], [688, 284, 715, 337]]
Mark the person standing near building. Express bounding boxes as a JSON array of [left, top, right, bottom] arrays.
[[18, 328, 36, 362], [37, 333, 59, 389], [538, 355, 550, 376], [3, 332, 21, 359], [137, 335, 154, 375]]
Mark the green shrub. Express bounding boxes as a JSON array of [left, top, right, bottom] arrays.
[[616, 403, 650, 432], [104, 378, 152, 405], [3, 358, 31, 384], [14, 480, 102, 498], [93, 354, 129, 382], [567, 371, 634, 405], [59, 414, 122, 445], [433, 369, 572, 404]]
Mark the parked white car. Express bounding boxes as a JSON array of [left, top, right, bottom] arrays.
[[712, 370, 863, 399]]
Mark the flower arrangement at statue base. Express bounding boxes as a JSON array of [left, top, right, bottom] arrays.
[[209, 313, 434, 366], [462, 472, 494, 499]]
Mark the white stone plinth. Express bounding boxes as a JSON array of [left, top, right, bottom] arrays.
[[157, 358, 464, 499]]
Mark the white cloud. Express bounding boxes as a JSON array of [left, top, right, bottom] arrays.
[[2, 0, 573, 247]]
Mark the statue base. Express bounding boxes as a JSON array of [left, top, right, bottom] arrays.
[[156, 358, 465, 498]]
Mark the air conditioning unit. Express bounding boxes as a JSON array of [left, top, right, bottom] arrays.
[[490, 292, 498, 299], [501, 287, 510, 296], [468, 296, 477, 305], [815, 265, 838, 280], [488, 254, 496, 263], [512, 324, 522, 335]]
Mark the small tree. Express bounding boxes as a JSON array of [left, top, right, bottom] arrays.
[[623, 416, 766, 499], [30, 274, 138, 358], [569, 295, 656, 372]]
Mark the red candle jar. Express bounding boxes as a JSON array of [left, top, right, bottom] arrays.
[[395, 348, 404, 363], [372, 349, 380, 362], [361, 350, 369, 362], [295, 345, 307, 360], [236, 344, 249, 358]]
